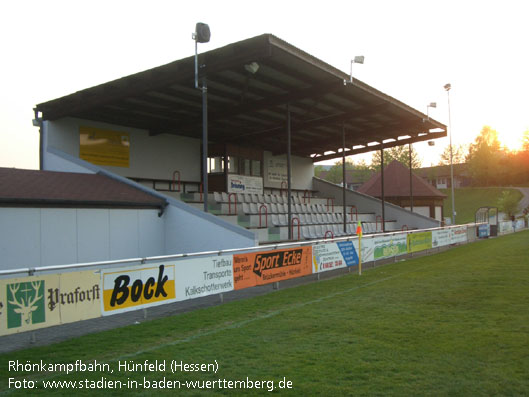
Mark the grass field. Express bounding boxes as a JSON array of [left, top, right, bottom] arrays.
[[1, 231, 529, 396], [440, 187, 523, 224]]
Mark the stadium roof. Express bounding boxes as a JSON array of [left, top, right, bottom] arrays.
[[35, 34, 446, 161], [0, 168, 166, 210], [357, 160, 447, 198]]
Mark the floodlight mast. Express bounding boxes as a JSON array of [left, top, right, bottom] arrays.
[[193, 22, 211, 212], [444, 83, 456, 225]]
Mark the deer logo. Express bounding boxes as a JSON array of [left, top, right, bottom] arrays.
[[7, 281, 45, 329]]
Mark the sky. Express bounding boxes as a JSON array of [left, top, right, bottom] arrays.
[[1, 0, 528, 169]]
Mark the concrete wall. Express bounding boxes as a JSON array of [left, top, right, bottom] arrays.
[[0, 207, 164, 270], [36, 147, 257, 265], [263, 152, 313, 191], [45, 118, 201, 181], [313, 177, 440, 230]]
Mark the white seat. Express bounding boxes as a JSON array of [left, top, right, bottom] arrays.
[[250, 203, 259, 214], [237, 193, 245, 203], [242, 202, 252, 214], [302, 225, 312, 240], [315, 225, 326, 239], [333, 224, 345, 237], [271, 214, 281, 226], [264, 194, 272, 203], [308, 225, 319, 239], [270, 203, 279, 213], [221, 192, 229, 203], [278, 214, 288, 226], [214, 192, 223, 203], [275, 195, 284, 204]]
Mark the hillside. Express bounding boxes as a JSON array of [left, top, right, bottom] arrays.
[[440, 187, 523, 224]]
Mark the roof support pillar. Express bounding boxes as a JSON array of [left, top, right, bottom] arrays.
[[286, 104, 292, 240], [201, 78, 208, 212], [381, 144, 385, 233], [342, 123, 347, 234], [409, 143, 413, 212]]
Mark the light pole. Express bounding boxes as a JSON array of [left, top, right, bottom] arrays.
[[444, 83, 456, 225], [193, 22, 211, 213]]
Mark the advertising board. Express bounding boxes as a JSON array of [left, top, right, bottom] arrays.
[[373, 234, 407, 259], [102, 264, 175, 315], [227, 174, 263, 194], [79, 126, 130, 167], [233, 246, 312, 290], [432, 229, 450, 248], [450, 226, 468, 244], [407, 231, 433, 253], [312, 241, 359, 273]]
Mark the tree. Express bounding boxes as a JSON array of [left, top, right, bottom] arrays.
[[324, 159, 355, 184], [466, 126, 503, 186], [438, 144, 467, 165], [370, 145, 421, 172], [319, 159, 372, 185], [314, 165, 326, 178], [497, 190, 520, 219], [522, 130, 529, 151]]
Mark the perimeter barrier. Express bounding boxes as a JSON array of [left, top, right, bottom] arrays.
[[0, 222, 525, 337]]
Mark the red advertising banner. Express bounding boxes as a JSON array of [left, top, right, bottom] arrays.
[[233, 247, 313, 290]]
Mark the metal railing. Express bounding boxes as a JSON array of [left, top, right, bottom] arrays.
[[0, 223, 494, 278]]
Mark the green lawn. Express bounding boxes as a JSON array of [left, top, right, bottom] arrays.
[[1, 231, 529, 396], [440, 187, 523, 224]]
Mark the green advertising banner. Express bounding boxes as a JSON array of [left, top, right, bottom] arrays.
[[373, 234, 407, 260], [407, 231, 433, 253]]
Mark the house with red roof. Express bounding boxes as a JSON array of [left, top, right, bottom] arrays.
[[357, 160, 447, 221]]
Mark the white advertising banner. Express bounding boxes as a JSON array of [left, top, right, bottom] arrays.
[[312, 241, 359, 273], [173, 256, 234, 301], [267, 157, 287, 183], [227, 174, 263, 194], [359, 237, 375, 263], [450, 225, 468, 244], [432, 229, 450, 248]]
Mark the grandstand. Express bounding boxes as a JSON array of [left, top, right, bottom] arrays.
[[31, 34, 446, 251]]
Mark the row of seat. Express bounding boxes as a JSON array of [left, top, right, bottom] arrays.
[[298, 224, 358, 240], [270, 212, 363, 226], [241, 202, 346, 216], [214, 192, 316, 205]]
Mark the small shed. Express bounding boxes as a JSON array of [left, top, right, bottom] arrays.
[[357, 160, 446, 221]]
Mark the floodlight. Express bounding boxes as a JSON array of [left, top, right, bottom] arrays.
[[429, 102, 437, 108], [444, 83, 451, 91], [194, 23, 211, 43], [353, 56, 365, 64], [349, 56, 365, 83]]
